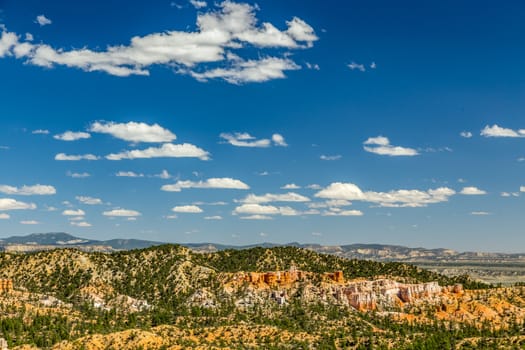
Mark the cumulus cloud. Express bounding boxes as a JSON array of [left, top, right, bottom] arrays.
[[460, 131, 473, 138], [172, 205, 203, 213], [239, 192, 310, 204], [103, 209, 141, 217], [272, 133, 287, 146], [315, 182, 456, 208], [220, 132, 287, 147], [320, 154, 342, 161], [55, 153, 99, 161], [520, 186, 525, 192], [190, 0, 207, 8], [460, 187, 487, 195], [480, 124, 525, 138], [106, 143, 209, 160], [35, 15, 52, 26], [90, 121, 176, 143], [53, 131, 91, 141], [233, 203, 299, 216], [116, 171, 144, 178], [0, 2, 317, 83], [76, 196, 103, 205], [363, 136, 419, 156], [0, 184, 56, 196], [62, 209, 85, 216], [281, 183, 300, 189], [0, 213, 9, 219], [161, 177, 249, 192], [220, 132, 271, 147]]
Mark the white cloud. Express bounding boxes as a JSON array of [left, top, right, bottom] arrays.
[[1, 2, 317, 83], [348, 61, 365, 72], [281, 183, 300, 189], [306, 184, 321, 190], [204, 215, 222, 220], [0, 213, 9, 219], [67, 171, 90, 178], [322, 208, 363, 216], [272, 133, 287, 146], [0, 31, 18, 58], [20, 220, 39, 225], [71, 221, 92, 227], [311, 231, 322, 236], [32, 129, 49, 134], [233, 203, 299, 216], [240, 214, 273, 220], [220, 132, 271, 147], [460, 186, 487, 195], [35, 15, 52, 26], [53, 131, 91, 141], [470, 211, 491, 216], [363, 136, 419, 156], [480, 124, 525, 138], [55, 153, 99, 161], [0, 184, 56, 196], [68, 216, 85, 221], [172, 205, 203, 213], [305, 62, 320, 70], [161, 177, 249, 192], [239, 192, 310, 204], [154, 170, 172, 179], [62, 209, 85, 216], [90, 121, 176, 143], [315, 182, 455, 208], [520, 186, 525, 192], [116, 171, 144, 178], [165, 214, 178, 219], [320, 154, 342, 161], [76, 196, 103, 205], [190, 57, 300, 84], [103, 209, 141, 217], [106, 143, 209, 160], [370, 62, 376, 69], [460, 131, 473, 138], [500, 192, 519, 197], [190, 0, 207, 8]]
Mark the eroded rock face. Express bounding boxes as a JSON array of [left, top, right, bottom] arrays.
[[341, 279, 442, 310], [226, 271, 450, 312]]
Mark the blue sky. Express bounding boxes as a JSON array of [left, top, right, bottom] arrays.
[[0, 0, 524, 252]]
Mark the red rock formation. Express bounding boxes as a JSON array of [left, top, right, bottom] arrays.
[[324, 271, 345, 283], [0, 279, 13, 293]]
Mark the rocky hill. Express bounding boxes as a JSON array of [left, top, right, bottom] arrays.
[[0, 244, 524, 348]]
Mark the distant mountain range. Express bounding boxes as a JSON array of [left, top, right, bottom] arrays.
[[1, 232, 524, 263]]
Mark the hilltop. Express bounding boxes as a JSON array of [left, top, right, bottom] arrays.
[[0, 244, 524, 348], [2, 232, 525, 285]]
